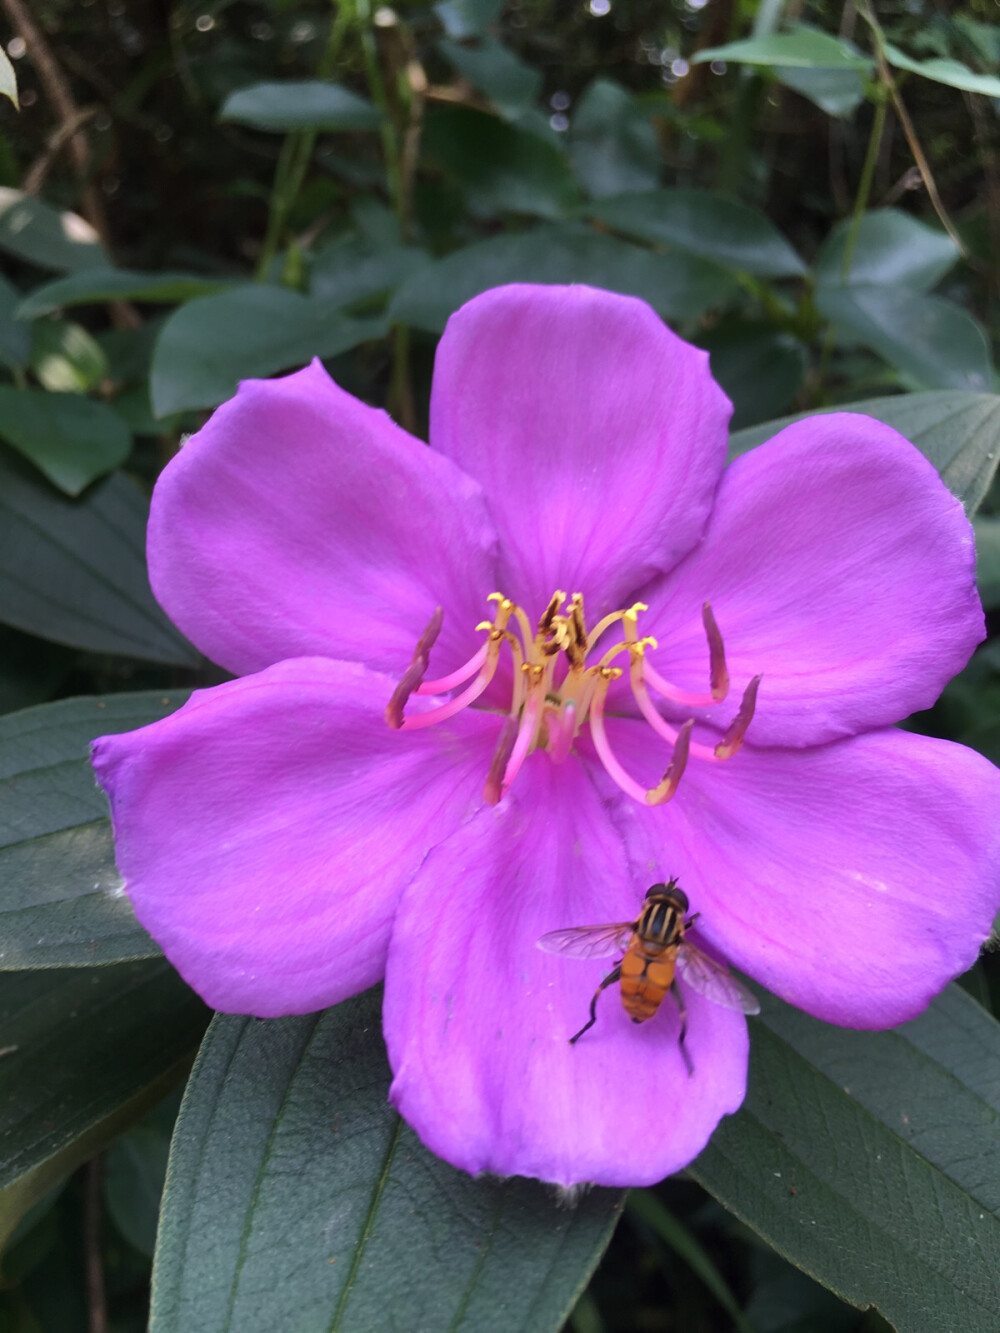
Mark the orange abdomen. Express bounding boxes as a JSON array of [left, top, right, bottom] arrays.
[[620, 940, 677, 1023]]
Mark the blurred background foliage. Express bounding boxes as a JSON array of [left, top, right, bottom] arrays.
[[0, 0, 998, 1329]]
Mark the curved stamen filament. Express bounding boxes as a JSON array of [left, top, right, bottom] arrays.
[[387, 591, 761, 808]]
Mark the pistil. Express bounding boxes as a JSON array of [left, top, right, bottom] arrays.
[[387, 591, 761, 807]]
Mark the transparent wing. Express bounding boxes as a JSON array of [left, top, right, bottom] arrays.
[[536, 922, 634, 960], [676, 944, 760, 1014]]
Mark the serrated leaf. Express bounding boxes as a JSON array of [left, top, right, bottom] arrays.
[[587, 189, 805, 278], [422, 106, 581, 220], [690, 984, 1000, 1333], [816, 285, 992, 391], [152, 991, 622, 1333], [728, 390, 1000, 515], [0, 386, 131, 495], [569, 79, 660, 200], [389, 224, 737, 333], [0, 445, 198, 663], [0, 189, 108, 272], [694, 28, 873, 72], [815, 210, 959, 291], [0, 961, 208, 1251], [150, 285, 386, 415], [16, 269, 237, 320], [219, 81, 382, 132], [884, 42, 1000, 97], [0, 691, 190, 968]]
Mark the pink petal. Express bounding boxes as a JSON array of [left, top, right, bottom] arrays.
[[383, 751, 748, 1187], [602, 717, 1000, 1028], [149, 361, 500, 678], [91, 658, 497, 1016], [429, 284, 732, 623], [641, 413, 983, 746]]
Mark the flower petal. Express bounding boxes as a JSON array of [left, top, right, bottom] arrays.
[[149, 360, 500, 677], [641, 413, 983, 746], [384, 751, 748, 1186], [91, 658, 497, 1016], [602, 717, 1000, 1028], [429, 284, 732, 621]]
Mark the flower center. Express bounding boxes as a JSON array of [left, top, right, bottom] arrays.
[[386, 592, 761, 808]]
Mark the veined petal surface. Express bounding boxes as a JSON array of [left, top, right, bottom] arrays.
[[602, 718, 1000, 1029], [149, 361, 500, 678], [642, 414, 983, 746], [92, 658, 497, 1016], [384, 752, 748, 1187], [429, 284, 732, 622]]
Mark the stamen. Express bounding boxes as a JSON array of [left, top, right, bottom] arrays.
[[588, 669, 648, 804], [385, 607, 443, 728], [645, 719, 693, 805], [627, 640, 718, 762], [418, 642, 488, 695], [484, 716, 519, 805], [643, 602, 730, 708], [714, 675, 762, 759], [400, 629, 506, 730], [547, 701, 576, 764], [499, 687, 543, 797]]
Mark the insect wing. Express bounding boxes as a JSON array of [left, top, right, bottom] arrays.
[[536, 922, 634, 960], [676, 944, 760, 1014]]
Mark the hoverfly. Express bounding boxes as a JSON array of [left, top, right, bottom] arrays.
[[536, 879, 759, 1074]]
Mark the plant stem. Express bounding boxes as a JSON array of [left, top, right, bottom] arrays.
[[255, 1, 353, 280], [841, 86, 888, 281]]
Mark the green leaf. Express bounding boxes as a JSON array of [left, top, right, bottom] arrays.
[[30, 318, 107, 393], [104, 1127, 170, 1257], [884, 42, 1000, 98], [568, 79, 660, 200], [0, 273, 31, 371], [16, 269, 238, 320], [0, 445, 198, 662], [308, 237, 431, 311], [774, 65, 866, 118], [0, 691, 190, 968], [150, 285, 386, 416], [694, 28, 873, 72], [0, 386, 131, 495], [587, 189, 805, 278], [690, 984, 1000, 1333], [219, 81, 382, 132], [152, 990, 621, 1333], [0, 961, 208, 1251], [0, 189, 109, 272], [0, 44, 18, 108], [435, 0, 503, 39], [438, 37, 542, 119], [698, 323, 807, 430], [815, 209, 959, 291], [815, 285, 992, 392], [728, 390, 1000, 515], [974, 517, 1000, 611], [422, 106, 581, 220], [389, 224, 738, 333]]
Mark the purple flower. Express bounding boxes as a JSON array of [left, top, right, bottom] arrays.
[[92, 284, 1000, 1188]]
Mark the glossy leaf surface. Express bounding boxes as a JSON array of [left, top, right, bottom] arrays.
[[0, 447, 198, 662], [0, 691, 188, 969]]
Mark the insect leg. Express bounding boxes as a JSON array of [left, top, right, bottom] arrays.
[[569, 964, 622, 1045], [671, 980, 694, 1077]]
